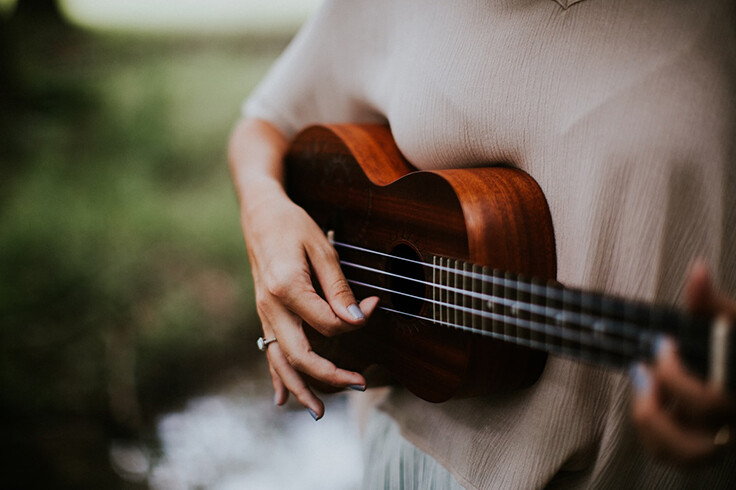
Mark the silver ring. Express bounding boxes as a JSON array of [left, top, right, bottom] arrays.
[[257, 336, 277, 352]]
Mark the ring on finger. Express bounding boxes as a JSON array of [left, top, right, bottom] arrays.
[[257, 336, 278, 352]]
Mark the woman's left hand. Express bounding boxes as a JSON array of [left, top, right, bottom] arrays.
[[631, 261, 736, 464]]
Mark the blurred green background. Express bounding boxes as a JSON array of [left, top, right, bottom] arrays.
[[0, 0, 312, 487]]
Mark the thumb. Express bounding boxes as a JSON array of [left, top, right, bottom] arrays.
[[308, 241, 367, 324], [685, 259, 718, 315]]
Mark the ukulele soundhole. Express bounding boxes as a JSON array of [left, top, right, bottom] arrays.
[[387, 243, 426, 316]]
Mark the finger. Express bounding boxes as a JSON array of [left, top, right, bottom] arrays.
[[292, 291, 380, 336], [262, 263, 360, 337], [359, 296, 381, 318], [260, 297, 368, 390], [685, 260, 736, 319], [685, 260, 719, 315], [269, 364, 289, 406], [654, 338, 734, 423], [267, 343, 325, 420], [273, 319, 367, 389], [262, 325, 289, 405], [306, 240, 367, 325], [631, 364, 718, 464]]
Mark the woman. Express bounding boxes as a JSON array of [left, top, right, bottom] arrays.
[[229, 0, 736, 487]]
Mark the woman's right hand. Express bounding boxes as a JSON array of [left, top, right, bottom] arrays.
[[245, 190, 379, 419], [230, 118, 378, 420]]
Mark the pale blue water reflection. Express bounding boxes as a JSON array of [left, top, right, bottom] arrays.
[[148, 380, 362, 489]]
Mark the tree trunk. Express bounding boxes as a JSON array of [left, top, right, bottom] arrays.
[[13, 0, 66, 24]]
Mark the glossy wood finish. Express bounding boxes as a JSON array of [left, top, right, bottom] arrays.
[[285, 124, 557, 402]]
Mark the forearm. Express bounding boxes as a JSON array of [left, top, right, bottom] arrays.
[[228, 118, 290, 221]]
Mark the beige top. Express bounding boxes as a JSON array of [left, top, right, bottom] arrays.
[[244, 0, 736, 487]]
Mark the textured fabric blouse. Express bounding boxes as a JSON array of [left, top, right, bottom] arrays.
[[243, 0, 736, 487]]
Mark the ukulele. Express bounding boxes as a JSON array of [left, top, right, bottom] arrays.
[[284, 124, 735, 403]]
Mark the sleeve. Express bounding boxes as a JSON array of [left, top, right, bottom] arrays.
[[242, 0, 388, 139]]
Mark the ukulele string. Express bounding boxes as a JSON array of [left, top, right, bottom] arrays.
[[336, 240, 647, 336], [331, 240, 704, 362], [335, 240, 557, 297], [345, 277, 644, 360], [340, 259, 641, 343], [377, 305, 639, 368]]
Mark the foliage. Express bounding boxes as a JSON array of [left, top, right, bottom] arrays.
[[0, 23, 288, 488]]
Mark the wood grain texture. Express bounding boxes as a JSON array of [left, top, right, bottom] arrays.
[[285, 124, 557, 402]]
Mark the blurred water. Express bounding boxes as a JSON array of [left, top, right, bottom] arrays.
[[141, 381, 363, 490]]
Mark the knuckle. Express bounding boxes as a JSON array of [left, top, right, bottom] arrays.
[[314, 315, 349, 337], [328, 276, 354, 299], [322, 365, 341, 385], [293, 387, 313, 406], [267, 276, 294, 299], [315, 244, 339, 264], [254, 292, 270, 314], [311, 322, 339, 338], [284, 350, 306, 371], [265, 266, 304, 299]]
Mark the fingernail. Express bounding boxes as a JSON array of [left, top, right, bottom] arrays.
[[654, 336, 674, 360], [347, 304, 365, 321], [274, 393, 280, 406], [629, 363, 652, 396], [348, 384, 366, 392], [307, 408, 321, 421]]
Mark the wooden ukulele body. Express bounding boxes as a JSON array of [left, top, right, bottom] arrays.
[[285, 124, 557, 402]]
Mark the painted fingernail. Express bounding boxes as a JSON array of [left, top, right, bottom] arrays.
[[307, 408, 321, 421], [654, 336, 674, 360], [348, 304, 365, 321], [630, 363, 652, 396], [348, 384, 366, 392]]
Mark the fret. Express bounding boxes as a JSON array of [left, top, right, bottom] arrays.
[[435, 256, 442, 324], [504, 271, 516, 341], [445, 257, 452, 326], [481, 266, 490, 334], [649, 305, 667, 360], [600, 295, 621, 367], [448, 259, 454, 326], [432, 255, 437, 324], [530, 278, 545, 348], [562, 288, 582, 361], [517, 273, 530, 343], [546, 280, 563, 354], [460, 262, 472, 327], [439, 257, 447, 325], [471, 263, 480, 332], [581, 291, 603, 363], [449, 259, 455, 328], [622, 297, 646, 367], [491, 269, 503, 336], [454, 260, 462, 329]]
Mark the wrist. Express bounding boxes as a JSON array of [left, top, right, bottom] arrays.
[[239, 176, 288, 221]]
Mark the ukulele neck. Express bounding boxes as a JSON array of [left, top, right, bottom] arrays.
[[335, 236, 717, 379], [425, 254, 707, 371]]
